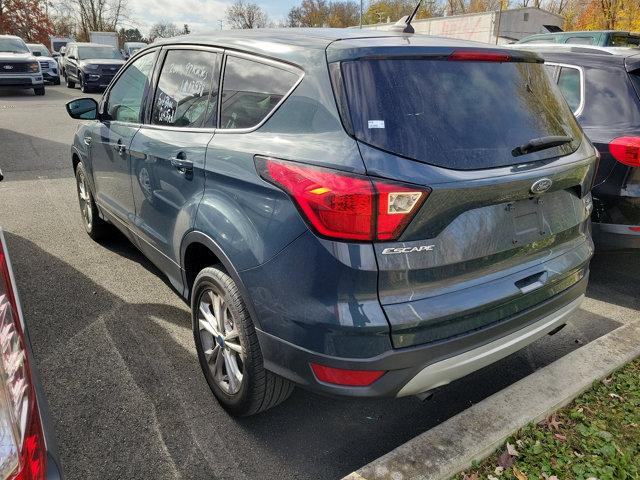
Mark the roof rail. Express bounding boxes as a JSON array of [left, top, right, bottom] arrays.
[[508, 43, 638, 56]]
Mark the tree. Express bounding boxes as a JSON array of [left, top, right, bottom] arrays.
[[0, 0, 54, 44], [364, 0, 434, 25], [182, 24, 190, 34], [287, 0, 361, 27], [118, 27, 144, 42], [326, 1, 359, 27], [148, 21, 180, 41], [66, 0, 128, 40], [225, 0, 269, 29]]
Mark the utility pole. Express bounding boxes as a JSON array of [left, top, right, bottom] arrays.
[[360, 0, 363, 28], [218, 19, 223, 31], [495, 0, 502, 45]]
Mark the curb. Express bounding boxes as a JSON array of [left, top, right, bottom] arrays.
[[343, 315, 640, 480]]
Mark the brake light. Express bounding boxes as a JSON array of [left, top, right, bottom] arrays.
[[256, 157, 429, 241], [0, 240, 46, 480], [310, 363, 385, 386], [448, 50, 511, 62], [630, 226, 640, 232], [609, 137, 640, 167]]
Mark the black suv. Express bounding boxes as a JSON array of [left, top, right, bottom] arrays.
[[518, 45, 640, 248], [64, 42, 125, 93]]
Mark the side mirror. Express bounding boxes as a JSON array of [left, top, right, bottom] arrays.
[[66, 98, 99, 120]]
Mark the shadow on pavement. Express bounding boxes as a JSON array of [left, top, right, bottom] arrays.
[[4, 231, 622, 480], [587, 249, 640, 311]]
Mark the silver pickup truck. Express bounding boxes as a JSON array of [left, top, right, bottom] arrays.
[[0, 35, 45, 96]]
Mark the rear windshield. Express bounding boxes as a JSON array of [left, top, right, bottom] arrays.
[[611, 33, 640, 47], [78, 46, 123, 60], [339, 58, 581, 170]]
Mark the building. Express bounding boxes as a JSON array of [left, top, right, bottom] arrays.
[[356, 7, 564, 44]]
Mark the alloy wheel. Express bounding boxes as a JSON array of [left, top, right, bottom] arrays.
[[198, 288, 245, 395], [76, 171, 92, 228]]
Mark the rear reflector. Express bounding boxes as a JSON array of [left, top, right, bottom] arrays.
[[609, 137, 640, 167], [310, 364, 385, 387], [0, 239, 46, 480], [256, 157, 429, 241], [448, 51, 511, 62]]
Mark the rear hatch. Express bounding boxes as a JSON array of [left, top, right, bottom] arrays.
[[328, 39, 597, 348]]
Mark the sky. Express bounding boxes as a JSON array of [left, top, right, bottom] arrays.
[[122, 0, 302, 35]]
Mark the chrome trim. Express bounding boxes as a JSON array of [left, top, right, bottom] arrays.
[[545, 62, 586, 117]]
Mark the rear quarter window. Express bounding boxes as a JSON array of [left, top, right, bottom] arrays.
[[557, 66, 582, 113], [220, 55, 301, 130]]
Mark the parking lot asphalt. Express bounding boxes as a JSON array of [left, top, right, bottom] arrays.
[[0, 84, 638, 480]]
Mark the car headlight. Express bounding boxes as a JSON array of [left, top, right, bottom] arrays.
[[84, 64, 99, 71], [27, 62, 39, 73]]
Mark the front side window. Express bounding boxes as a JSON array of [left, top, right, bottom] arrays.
[[151, 49, 221, 128], [220, 56, 300, 130], [557, 67, 582, 113], [106, 52, 156, 123]]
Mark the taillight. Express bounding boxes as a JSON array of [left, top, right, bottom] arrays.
[[0, 240, 45, 480], [310, 363, 385, 387], [256, 157, 429, 241], [448, 50, 511, 62], [609, 137, 640, 167]]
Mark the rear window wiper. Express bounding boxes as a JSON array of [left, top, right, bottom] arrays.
[[512, 135, 573, 157]]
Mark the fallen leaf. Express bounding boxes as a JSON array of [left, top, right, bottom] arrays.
[[494, 466, 504, 476], [586, 478, 599, 480], [462, 473, 479, 480], [507, 442, 520, 457], [574, 450, 584, 458], [549, 476, 559, 480], [554, 433, 567, 441], [497, 450, 515, 468], [513, 466, 528, 480], [544, 414, 564, 431], [550, 457, 558, 468], [488, 475, 499, 480], [516, 439, 525, 448], [602, 376, 613, 385], [609, 393, 623, 400]]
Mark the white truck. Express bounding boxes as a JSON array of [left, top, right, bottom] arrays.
[[89, 31, 118, 48]]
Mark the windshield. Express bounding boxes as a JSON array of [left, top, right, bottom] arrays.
[[611, 33, 640, 47], [0, 38, 29, 54], [28, 44, 50, 56], [339, 57, 582, 170], [78, 46, 123, 60]]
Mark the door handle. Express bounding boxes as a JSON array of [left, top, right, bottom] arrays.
[[116, 139, 127, 156], [170, 152, 193, 173], [515, 271, 548, 295]]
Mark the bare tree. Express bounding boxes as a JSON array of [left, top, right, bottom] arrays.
[[148, 21, 180, 41], [53, 0, 128, 40], [225, 0, 269, 29]]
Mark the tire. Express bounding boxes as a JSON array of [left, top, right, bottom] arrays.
[[79, 74, 91, 93], [75, 162, 109, 240], [192, 266, 294, 416], [33, 86, 45, 96], [65, 75, 75, 88], [53, 77, 61, 86]]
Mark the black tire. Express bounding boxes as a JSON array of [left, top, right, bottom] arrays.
[[33, 86, 45, 96], [65, 75, 75, 88], [79, 74, 91, 93], [75, 162, 109, 240], [192, 266, 294, 416], [53, 77, 61, 86]]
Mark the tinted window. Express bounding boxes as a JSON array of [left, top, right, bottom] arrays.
[[611, 33, 640, 47], [557, 67, 582, 113], [151, 50, 221, 128], [340, 58, 581, 170], [565, 37, 595, 45], [78, 46, 123, 60], [106, 52, 156, 123], [220, 56, 300, 129]]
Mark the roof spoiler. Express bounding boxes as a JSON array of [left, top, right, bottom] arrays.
[[389, 0, 422, 34]]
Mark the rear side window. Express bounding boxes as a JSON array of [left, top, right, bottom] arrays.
[[557, 67, 582, 113], [220, 56, 300, 130], [339, 58, 581, 170], [151, 49, 221, 128]]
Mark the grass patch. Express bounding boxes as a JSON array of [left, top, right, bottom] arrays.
[[454, 357, 640, 480]]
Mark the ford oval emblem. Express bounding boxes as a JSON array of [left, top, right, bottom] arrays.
[[3, 65, 13, 70], [531, 178, 553, 194]]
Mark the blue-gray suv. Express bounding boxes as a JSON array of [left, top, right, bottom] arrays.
[[66, 29, 598, 416]]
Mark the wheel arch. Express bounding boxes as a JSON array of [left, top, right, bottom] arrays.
[[180, 231, 262, 329]]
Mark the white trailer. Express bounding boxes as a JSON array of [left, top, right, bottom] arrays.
[[50, 36, 73, 53], [89, 31, 119, 48]]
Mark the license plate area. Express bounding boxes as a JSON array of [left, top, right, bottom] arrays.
[[507, 197, 547, 246]]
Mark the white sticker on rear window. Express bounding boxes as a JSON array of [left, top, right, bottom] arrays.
[[368, 120, 385, 129]]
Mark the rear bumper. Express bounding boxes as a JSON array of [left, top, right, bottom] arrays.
[[257, 274, 588, 398], [592, 222, 640, 249]]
